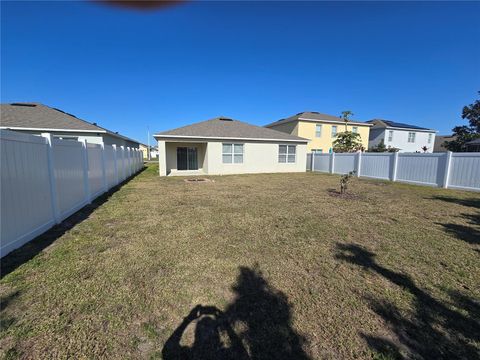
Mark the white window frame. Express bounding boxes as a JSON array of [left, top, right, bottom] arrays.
[[388, 130, 393, 142], [331, 126, 337, 137], [315, 124, 322, 138], [352, 127, 358, 134], [428, 133, 432, 144], [222, 143, 244, 164], [278, 145, 296, 163], [408, 132, 416, 143]]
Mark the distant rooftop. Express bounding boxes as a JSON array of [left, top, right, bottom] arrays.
[[0, 102, 140, 143], [367, 119, 434, 131], [155, 117, 308, 142], [264, 111, 372, 127]]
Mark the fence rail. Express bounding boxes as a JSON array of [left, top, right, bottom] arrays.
[[1, 129, 144, 257], [307, 151, 480, 191]]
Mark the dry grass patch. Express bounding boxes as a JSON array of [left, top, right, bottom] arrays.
[[1, 164, 479, 359]]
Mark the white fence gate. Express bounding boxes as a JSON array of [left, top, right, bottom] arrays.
[[307, 151, 480, 192], [1, 130, 144, 257]]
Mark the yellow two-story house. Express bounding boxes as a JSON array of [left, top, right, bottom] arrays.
[[265, 111, 372, 153]]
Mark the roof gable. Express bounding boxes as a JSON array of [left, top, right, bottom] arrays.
[[155, 117, 308, 142]]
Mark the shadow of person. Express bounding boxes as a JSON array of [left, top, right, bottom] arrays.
[[224, 266, 309, 360], [162, 265, 310, 360], [162, 305, 249, 360]]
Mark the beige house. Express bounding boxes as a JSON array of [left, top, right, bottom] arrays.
[[265, 111, 372, 153], [154, 117, 308, 176]]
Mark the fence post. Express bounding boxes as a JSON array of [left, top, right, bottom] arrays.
[[82, 139, 91, 204], [330, 152, 335, 174], [311, 153, 315, 172], [443, 151, 453, 188], [356, 151, 362, 177], [392, 152, 399, 181], [100, 142, 107, 192], [41, 133, 61, 224]]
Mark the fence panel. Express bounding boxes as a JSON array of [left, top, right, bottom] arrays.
[[104, 145, 116, 189], [1, 130, 144, 257], [53, 139, 87, 220], [87, 143, 104, 197], [333, 153, 357, 174], [361, 153, 394, 180], [313, 153, 331, 172], [0, 131, 55, 256], [449, 153, 480, 191], [118, 147, 126, 181], [396, 153, 446, 186], [308, 151, 479, 191]]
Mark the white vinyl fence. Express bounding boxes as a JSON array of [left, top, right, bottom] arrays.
[[307, 151, 480, 191], [0, 130, 144, 257]]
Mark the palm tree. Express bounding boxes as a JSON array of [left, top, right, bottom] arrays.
[[340, 110, 354, 131]]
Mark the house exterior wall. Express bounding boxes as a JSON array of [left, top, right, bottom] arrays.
[[268, 120, 370, 152], [0, 128, 139, 148], [379, 129, 436, 153], [157, 139, 307, 176], [102, 134, 139, 149]]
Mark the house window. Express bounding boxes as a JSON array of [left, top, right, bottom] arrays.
[[408, 132, 416, 143], [331, 126, 337, 137], [312, 149, 323, 153], [428, 133, 432, 143], [315, 124, 322, 137], [279, 145, 296, 163], [388, 130, 393, 142], [222, 143, 244, 164], [352, 127, 358, 134]]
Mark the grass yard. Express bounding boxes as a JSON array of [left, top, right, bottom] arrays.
[[1, 163, 479, 360]]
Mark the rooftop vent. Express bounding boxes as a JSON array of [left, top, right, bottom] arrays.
[[218, 117, 233, 121], [11, 103, 36, 107], [92, 122, 97, 126]]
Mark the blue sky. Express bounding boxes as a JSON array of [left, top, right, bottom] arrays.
[[2, 1, 479, 144]]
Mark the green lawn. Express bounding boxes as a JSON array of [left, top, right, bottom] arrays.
[[1, 164, 479, 359]]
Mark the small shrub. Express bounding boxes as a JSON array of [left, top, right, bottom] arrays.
[[340, 171, 356, 194]]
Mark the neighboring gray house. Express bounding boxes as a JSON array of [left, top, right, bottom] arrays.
[[367, 119, 437, 153], [465, 138, 480, 152], [0, 102, 140, 148], [154, 117, 308, 176]]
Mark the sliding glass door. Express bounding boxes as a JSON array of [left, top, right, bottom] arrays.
[[177, 147, 198, 170]]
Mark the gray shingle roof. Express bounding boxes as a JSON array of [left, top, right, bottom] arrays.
[[264, 111, 372, 127], [155, 117, 308, 142], [0, 102, 139, 143]]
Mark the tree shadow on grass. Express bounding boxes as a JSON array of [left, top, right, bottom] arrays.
[[428, 195, 480, 247], [336, 243, 480, 360], [162, 265, 310, 360], [1, 169, 145, 279]]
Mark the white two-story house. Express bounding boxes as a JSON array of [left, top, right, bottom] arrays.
[[367, 119, 437, 153]]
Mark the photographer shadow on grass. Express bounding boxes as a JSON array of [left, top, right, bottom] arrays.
[[162, 265, 310, 360]]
